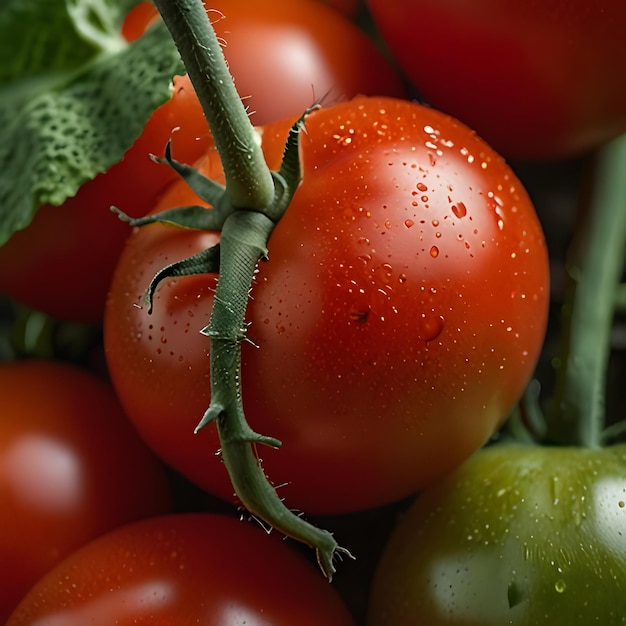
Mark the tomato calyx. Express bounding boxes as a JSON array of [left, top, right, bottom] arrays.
[[118, 0, 352, 579]]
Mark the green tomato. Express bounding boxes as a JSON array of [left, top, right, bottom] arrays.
[[367, 444, 626, 625]]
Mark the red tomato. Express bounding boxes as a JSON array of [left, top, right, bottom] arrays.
[[367, 0, 626, 160], [7, 513, 356, 625], [210, 0, 406, 125], [125, 0, 406, 126], [104, 96, 549, 515], [0, 359, 172, 622]]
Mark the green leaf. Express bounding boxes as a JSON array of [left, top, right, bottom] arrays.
[[0, 0, 186, 246], [0, 0, 139, 86]]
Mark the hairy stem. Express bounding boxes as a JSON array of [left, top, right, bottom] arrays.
[[148, 0, 351, 577], [152, 0, 274, 209], [197, 211, 351, 579], [548, 134, 626, 447]]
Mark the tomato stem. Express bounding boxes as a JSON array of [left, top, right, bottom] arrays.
[[547, 134, 626, 447], [152, 0, 274, 209], [196, 210, 352, 579], [149, 0, 351, 577]]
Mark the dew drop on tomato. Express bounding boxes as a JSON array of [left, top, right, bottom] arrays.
[[451, 202, 467, 218], [417, 313, 445, 342]]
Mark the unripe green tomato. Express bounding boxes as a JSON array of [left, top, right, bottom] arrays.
[[368, 444, 626, 625]]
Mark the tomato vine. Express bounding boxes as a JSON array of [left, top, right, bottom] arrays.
[[122, 0, 353, 578], [546, 134, 626, 447]]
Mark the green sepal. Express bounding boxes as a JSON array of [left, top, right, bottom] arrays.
[[145, 243, 220, 313], [264, 105, 318, 222], [153, 140, 226, 207], [277, 105, 319, 191], [112, 204, 226, 231]]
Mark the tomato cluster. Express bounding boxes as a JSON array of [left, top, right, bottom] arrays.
[[1, 0, 625, 624]]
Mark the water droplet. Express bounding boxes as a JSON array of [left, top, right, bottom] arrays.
[[451, 202, 467, 218], [555, 579, 567, 593], [551, 476, 562, 505], [417, 313, 445, 342], [404, 219, 415, 228], [619, 501, 625, 508], [430, 246, 439, 258], [333, 127, 355, 146], [378, 263, 393, 281], [416, 182, 428, 192], [398, 273, 407, 283]]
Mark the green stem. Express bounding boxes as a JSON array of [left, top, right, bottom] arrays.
[[547, 134, 626, 447], [152, 0, 274, 209], [148, 0, 351, 577], [197, 211, 351, 579]]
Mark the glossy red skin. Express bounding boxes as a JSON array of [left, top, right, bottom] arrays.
[[7, 513, 356, 625], [367, 0, 626, 160], [104, 96, 549, 514], [0, 359, 172, 623], [1, 0, 402, 323], [126, 0, 405, 126], [211, 0, 406, 125]]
